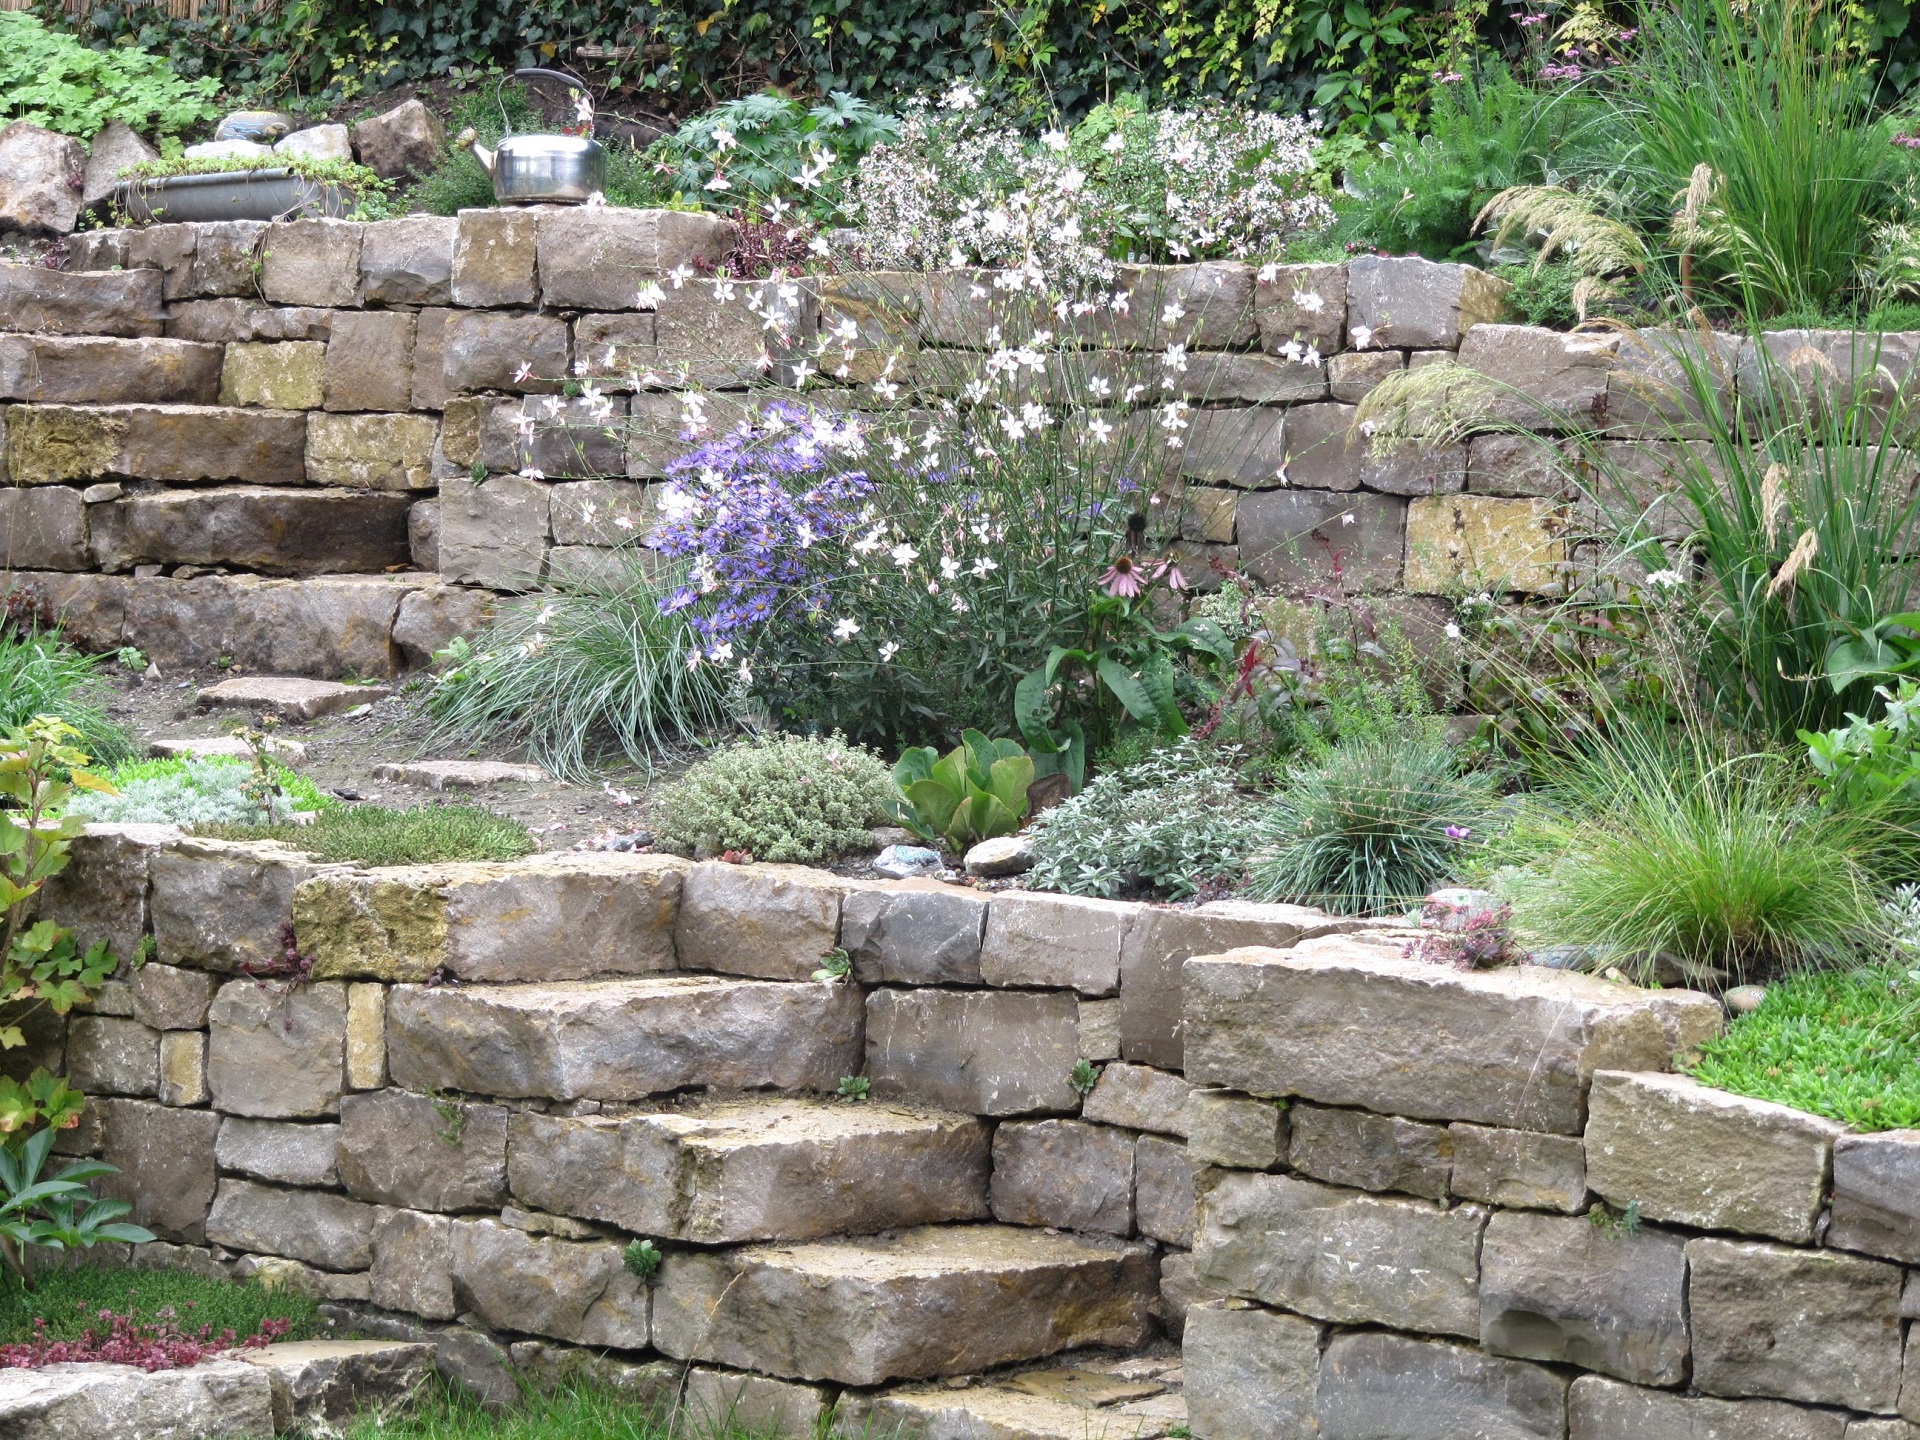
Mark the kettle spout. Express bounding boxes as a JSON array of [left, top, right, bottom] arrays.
[[453, 127, 494, 174]]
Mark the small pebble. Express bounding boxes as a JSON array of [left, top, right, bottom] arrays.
[[1723, 984, 1767, 1015]]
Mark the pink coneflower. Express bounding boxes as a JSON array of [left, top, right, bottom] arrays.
[[1099, 555, 1146, 597], [1151, 559, 1189, 591]]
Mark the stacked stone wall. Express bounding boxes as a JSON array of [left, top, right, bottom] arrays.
[[29, 828, 1919, 1437], [3, 213, 1887, 677]]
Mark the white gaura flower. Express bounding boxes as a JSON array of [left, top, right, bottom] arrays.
[[1351, 324, 1375, 349], [873, 378, 900, 402], [970, 555, 999, 578], [1087, 416, 1114, 443], [635, 282, 665, 310], [708, 642, 734, 663], [1088, 375, 1113, 399], [1162, 301, 1187, 325], [585, 191, 607, 208], [1292, 289, 1326, 313], [1162, 342, 1189, 373], [940, 555, 961, 580], [891, 542, 920, 569], [950, 594, 970, 614], [832, 618, 861, 642], [614, 514, 636, 532], [704, 172, 732, 192], [878, 641, 901, 661], [713, 278, 737, 302], [1646, 568, 1686, 589], [1445, 622, 1463, 640], [1340, 511, 1357, 526], [1040, 128, 1069, 151], [790, 359, 815, 388], [796, 520, 818, 549], [667, 264, 693, 289], [513, 362, 534, 384], [518, 467, 545, 480], [1257, 261, 1280, 283], [712, 124, 737, 153], [1102, 131, 1126, 155], [853, 529, 886, 556]]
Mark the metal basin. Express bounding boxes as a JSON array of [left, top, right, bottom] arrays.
[[109, 168, 355, 224]]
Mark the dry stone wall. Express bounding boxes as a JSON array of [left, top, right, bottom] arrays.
[[30, 826, 1920, 1438], [3, 211, 1878, 678]]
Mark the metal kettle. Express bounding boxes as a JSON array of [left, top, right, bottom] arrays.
[[454, 68, 607, 205]]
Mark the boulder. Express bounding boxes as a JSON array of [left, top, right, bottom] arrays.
[[535, 208, 737, 308], [0, 266, 163, 337], [130, 962, 218, 1030], [0, 1359, 275, 1440], [7, 403, 308, 486], [1345, 254, 1511, 349], [451, 207, 540, 308], [65, 1016, 159, 1097], [352, 99, 447, 180], [370, 1209, 455, 1321], [684, 1368, 830, 1438], [1254, 261, 1347, 354], [259, 218, 362, 307], [158, 1029, 208, 1106], [323, 309, 416, 412], [220, 341, 327, 409], [449, 1218, 649, 1348], [39, 821, 179, 962], [1237, 488, 1407, 593], [1134, 1135, 1196, 1246], [92, 485, 413, 575], [433, 471, 551, 588], [1183, 1301, 1324, 1440], [306, 411, 438, 491], [275, 124, 353, 162], [0, 122, 86, 236], [1404, 493, 1568, 595], [81, 120, 158, 212]]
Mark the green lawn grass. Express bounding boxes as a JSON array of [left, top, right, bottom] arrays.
[[1684, 964, 1920, 1130], [344, 1380, 859, 1440], [0, 1262, 318, 1346], [202, 804, 535, 867]]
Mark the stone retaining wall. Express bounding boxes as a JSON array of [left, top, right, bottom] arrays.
[[28, 827, 1920, 1437], [3, 212, 1880, 676]]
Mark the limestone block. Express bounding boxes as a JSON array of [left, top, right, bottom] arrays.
[[216, 1117, 341, 1187], [537, 208, 737, 308], [1135, 1135, 1195, 1246], [411, 307, 451, 411], [0, 121, 84, 235], [137, 222, 267, 302], [451, 208, 539, 307], [345, 983, 386, 1090], [158, 1029, 208, 1107], [1317, 1331, 1566, 1440], [387, 976, 865, 1101], [207, 1177, 386, 1269], [1687, 1235, 1903, 1411], [653, 1225, 1155, 1385], [509, 1097, 989, 1243], [548, 478, 653, 545], [574, 311, 659, 387], [1605, 328, 1736, 438], [1193, 1170, 1486, 1336], [207, 978, 347, 1119], [370, 1208, 454, 1321], [867, 987, 1080, 1115], [1829, 1129, 1920, 1263], [1458, 323, 1621, 429], [479, 394, 631, 479], [436, 473, 548, 588], [1480, 1210, 1689, 1385], [67, 1016, 160, 1097], [0, 1358, 276, 1440], [165, 299, 333, 345], [306, 411, 438, 491], [990, 1119, 1135, 1235], [1119, 900, 1341, 1069], [1405, 493, 1568, 595], [131, 963, 217, 1030], [449, 1218, 648, 1348], [97, 1097, 219, 1243], [6, 402, 308, 486], [260, 219, 363, 307], [1345, 254, 1511, 349], [654, 277, 814, 386], [1237, 488, 1407, 593], [392, 583, 491, 670], [359, 215, 456, 304], [441, 310, 568, 393], [40, 822, 178, 962], [1187, 1090, 1288, 1170], [238, 1339, 434, 1431], [1448, 1123, 1587, 1212], [1568, 1375, 1849, 1440], [221, 341, 325, 409], [352, 99, 446, 181], [1078, 998, 1120, 1062], [324, 309, 416, 412], [1083, 1063, 1193, 1137], [297, 853, 685, 984], [0, 265, 164, 337], [0, 486, 87, 570], [1101, 262, 1257, 350], [684, 1368, 827, 1440], [1288, 1103, 1453, 1200], [1183, 1301, 1323, 1440], [675, 861, 852, 981], [91, 485, 411, 576], [0, 335, 223, 405], [1255, 262, 1346, 354], [337, 1088, 508, 1211], [63, 228, 130, 271], [1184, 940, 1722, 1133], [1176, 408, 1291, 490], [1328, 348, 1405, 403], [1171, 351, 1328, 404], [837, 884, 987, 988], [1361, 439, 1468, 496], [980, 890, 1134, 995], [1585, 1071, 1842, 1243]]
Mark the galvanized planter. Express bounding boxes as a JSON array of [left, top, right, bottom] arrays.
[[110, 168, 355, 225]]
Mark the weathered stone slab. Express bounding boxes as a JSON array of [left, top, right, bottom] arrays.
[[166, 299, 333, 345], [1480, 1210, 1689, 1386], [217, 1117, 340, 1187], [1585, 1071, 1841, 1243], [980, 890, 1133, 995], [297, 853, 686, 984], [450, 207, 538, 307], [1345, 255, 1511, 350], [442, 311, 568, 393], [207, 1177, 385, 1269], [239, 1340, 432, 1431], [436, 472, 549, 588], [867, 987, 1079, 1115], [1405, 493, 1567, 595], [157, 1029, 208, 1106], [39, 822, 178, 964], [654, 1224, 1155, 1385], [1448, 1123, 1587, 1212], [370, 1208, 454, 1321], [990, 1119, 1134, 1235], [1187, 1089, 1288, 1170], [508, 1097, 988, 1243], [1255, 262, 1346, 354], [1318, 1332, 1565, 1440], [1288, 1103, 1452, 1200], [1568, 1375, 1849, 1440], [1193, 1170, 1486, 1337], [359, 215, 455, 305], [479, 394, 629, 478], [844, 1384, 1173, 1440], [388, 976, 865, 1100], [654, 278, 811, 386], [1237, 488, 1406, 593], [0, 335, 223, 405], [337, 1087, 508, 1211], [509, 1341, 679, 1406], [1184, 940, 1722, 1133], [323, 309, 415, 412], [130, 963, 217, 1031], [259, 219, 363, 307], [200, 675, 388, 720], [1135, 1135, 1196, 1246], [1457, 323, 1621, 428], [840, 882, 988, 985], [92, 486, 411, 576], [1183, 1301, 1323, 1440], [536, 208, 736, 308], [222, 341, 325, 409], [448, 1218, 649, 1348], [306, 411, 438, 491], [684, 1367, 830, 1439], [1083, 1063, 1193, 1137], [0, 265, 164, 337], [1829, 1129, 1920, 1263], [65, 1015, 159, 1097], [1687, 1235, 1903, 1411], [207, 978, 347, 1119], [0, 486, 86, 571], [676, 861, 850, 980], [0, 1358, 275, 1440], [1328, 348, 1404, 402], [97, 1097, 219, 1244], [6, 403, 307, 485]]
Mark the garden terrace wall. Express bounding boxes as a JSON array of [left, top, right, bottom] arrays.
[[24, 826, 1920, 1438], [0, 212, 1879, 677]]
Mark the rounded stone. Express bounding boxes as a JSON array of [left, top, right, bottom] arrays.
[[965, 835, 1035, 877], [1724, 984, 1767, 1015]]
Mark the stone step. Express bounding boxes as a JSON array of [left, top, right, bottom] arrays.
[[373, 759, 548, 790], [0, 1357, 275, 1438], [654, 1223, 1157, 1386], [199, 675, 393, 722], [92, 485, 414, 576], [842, 1382, 1184, 1440], [0, 265, 165, 337], [509, 1094, 991, 1243], [151, 734, 310, 763], [235, 1340, 434, 1431], [0, 335, 224, 404], [385, 975, 866, 1101]]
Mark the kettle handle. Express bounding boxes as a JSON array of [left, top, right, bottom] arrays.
[[498, 67, 597, 137]]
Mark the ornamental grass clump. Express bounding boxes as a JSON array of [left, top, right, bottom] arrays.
[[653, 732, 894, 863]]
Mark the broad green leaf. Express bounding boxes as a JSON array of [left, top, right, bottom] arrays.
[[1097, 655, 1160, 723], [903, 779, 960, 838], [986, 754, 1035, 819]]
